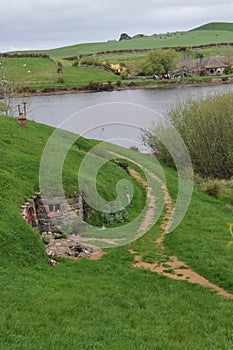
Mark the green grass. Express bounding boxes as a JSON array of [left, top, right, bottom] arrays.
[[0, 57, 119, 89], [60, 66, 119, 86], [192, 22, 233, 32], [0, 57, 57, 84], [36, 30, 233, 59], [1, 115, 233, 349], [9, 22, 233, 60]]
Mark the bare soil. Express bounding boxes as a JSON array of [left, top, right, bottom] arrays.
[[129, 165, 233, 300]]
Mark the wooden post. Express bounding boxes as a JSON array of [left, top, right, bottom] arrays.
[[23, 101, 27, 116]]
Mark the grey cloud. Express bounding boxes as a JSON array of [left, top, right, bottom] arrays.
[[1, 0, 233, 51]]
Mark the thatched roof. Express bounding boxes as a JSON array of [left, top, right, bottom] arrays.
[[202, 57, 226, 69]]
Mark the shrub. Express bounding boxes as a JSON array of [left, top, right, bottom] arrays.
[[41, 87, 56, 93], [54, 233, 68, 239], [142, 92, 233, 179], [72, 60, 79, 67], [16, 85, 30, 93], [224, 65, 233, 75], [129, 145, 139, 152], [57, 77, 64, 84], [201, 180, 223, 198], [0, 101, 8, 113]]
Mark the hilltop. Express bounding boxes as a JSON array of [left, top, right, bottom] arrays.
[[191, 22, 233, 31]]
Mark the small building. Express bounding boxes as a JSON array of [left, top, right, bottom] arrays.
[[201, 57, 227, 76], [21, 192, 83, 232]]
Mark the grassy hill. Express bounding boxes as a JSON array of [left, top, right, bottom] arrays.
[[192, 22, 233, 31], [1, 115, 233, 348], [8, 22, 233, 59], [42, 28, 233, 58]]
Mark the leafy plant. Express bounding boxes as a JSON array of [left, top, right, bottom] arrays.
[[142, 92, 233, 178], [201, 180, 223, 197], [227, 223, 233, 250], [57, 77, 64, 84]]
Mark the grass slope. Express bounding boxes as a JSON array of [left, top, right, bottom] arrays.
[[1, 116, 233, 349], [0, 57, 118, 89], [43, 29, 233, 58], [10, 22, 233, 59], [0, 116, 145, 266], [192, 22, 233, 31]]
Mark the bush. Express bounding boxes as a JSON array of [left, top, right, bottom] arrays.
[[201, 180, 223, 197], [16, 85, 30, 93], [0, 101, 8, 113], [129, 145, 140, 152], [57, 77, 64, 84], [41, 87, 56, 93], [142, 92, 233, 179], [224, 65, 233, 75]]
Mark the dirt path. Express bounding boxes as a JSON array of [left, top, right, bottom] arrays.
[[129, 165, 233, 300]]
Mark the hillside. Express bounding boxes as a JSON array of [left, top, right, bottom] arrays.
[[0, 116, 146, 266], [8, 22, 233, 59], [1, 115, 233, 348], [192, 22, 233, 31]]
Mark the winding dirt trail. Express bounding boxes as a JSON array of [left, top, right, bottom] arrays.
[[128, 161, 233, 300]]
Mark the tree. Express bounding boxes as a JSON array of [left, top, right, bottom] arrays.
[[0, 59, 18, 115], [0, 101, 8, 113], [142, 49, 176, 75]]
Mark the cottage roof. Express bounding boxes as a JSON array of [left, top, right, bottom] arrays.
[[202, 57, 226, 69]]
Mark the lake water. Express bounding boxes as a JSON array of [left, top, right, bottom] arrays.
[[12, 83, 233, 150]]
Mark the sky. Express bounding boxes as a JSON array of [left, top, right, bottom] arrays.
[[1, 0, 233, 52]]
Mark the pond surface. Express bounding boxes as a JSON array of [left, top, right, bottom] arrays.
[[12, 84, 233, 150]]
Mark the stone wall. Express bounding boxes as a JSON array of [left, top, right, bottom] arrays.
[[20, 192, 83, 232]]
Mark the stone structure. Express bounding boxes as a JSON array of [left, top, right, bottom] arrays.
[[20, 192, 83, 232], [20, 192, 104, 261]]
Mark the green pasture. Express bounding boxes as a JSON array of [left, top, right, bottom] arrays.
[[1, 115, 233, 348], [0, 57, 119, 89], [0, 57, 57, 84], [43, 29, 233, 59], [10, 22, 233, 60], [60, 66, 119, 86], [193, 22, 233, 31]]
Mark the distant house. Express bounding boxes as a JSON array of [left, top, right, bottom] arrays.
[[201, 57, 227, 76]]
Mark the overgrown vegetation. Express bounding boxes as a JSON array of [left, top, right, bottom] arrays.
[[142, 91, 233, 178]]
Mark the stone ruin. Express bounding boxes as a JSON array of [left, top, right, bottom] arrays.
[[20, 192, 103, 261], [20, 192, 83, 232]]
